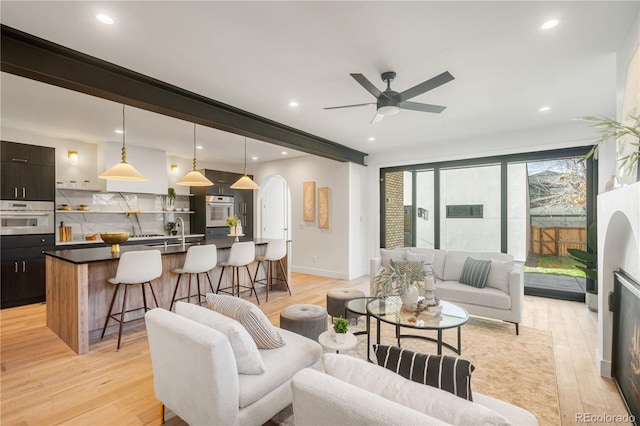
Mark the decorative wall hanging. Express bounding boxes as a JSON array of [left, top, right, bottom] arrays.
[[318, 187, 330, 229], [303, 181, 315, 221]]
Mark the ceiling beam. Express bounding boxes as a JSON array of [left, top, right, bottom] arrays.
[[1, 25, 368, 165]]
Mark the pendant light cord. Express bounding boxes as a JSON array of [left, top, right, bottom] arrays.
[[121, 104, 127, 163], [244, 137, 248, 174], [193, 124, 197, 171]]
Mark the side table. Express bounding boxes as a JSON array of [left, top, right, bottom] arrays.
[[318, 331, 357, 354]]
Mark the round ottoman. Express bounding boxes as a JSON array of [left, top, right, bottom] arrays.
[[326, 288, 366, 321], [279, 304, 328, 342]]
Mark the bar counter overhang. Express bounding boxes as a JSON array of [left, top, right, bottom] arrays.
[[44, 238, 288, 354]]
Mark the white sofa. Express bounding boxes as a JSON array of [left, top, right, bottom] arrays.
[[370, 248, 524, 334], [291, 353, 538, 426], [145, 306, 322, 426]]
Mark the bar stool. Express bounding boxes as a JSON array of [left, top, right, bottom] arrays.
[[253, 239, 291, 302], [101, 250, 162, 350], [169, 244, 217, 311], [216, 241, 260, 304]]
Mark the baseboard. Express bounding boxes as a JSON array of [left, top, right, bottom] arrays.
[[291, 266, 350, 280], [596, 348, 612, 378]]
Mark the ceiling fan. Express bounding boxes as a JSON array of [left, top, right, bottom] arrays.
[[324, 71, 454, 123]]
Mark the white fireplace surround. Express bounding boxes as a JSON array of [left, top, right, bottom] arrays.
[[597, 181, 640, 377]]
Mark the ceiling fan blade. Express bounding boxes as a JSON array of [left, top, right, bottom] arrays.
[[371, 112, 385, 124], [350, 74, 390, 100], [324, 102, 375, 110], [397, 71, 454, 102], [399, 101, 447, 114]]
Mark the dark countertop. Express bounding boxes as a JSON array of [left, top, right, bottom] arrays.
[[44, 237, 272, 265]]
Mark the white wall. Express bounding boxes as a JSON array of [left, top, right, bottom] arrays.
[[253, 156, 352, 279], [348, 163, 368, 279]]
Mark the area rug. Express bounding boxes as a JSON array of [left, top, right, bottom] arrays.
[[332, 316, 561, 426]]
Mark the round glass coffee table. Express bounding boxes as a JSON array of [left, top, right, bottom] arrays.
[[366, 296, 469, 355], [345, 296, 377, 362]]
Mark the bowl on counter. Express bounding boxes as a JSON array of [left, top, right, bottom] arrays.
[[100, 232, 129, 253], [59, 204, 72, 211]]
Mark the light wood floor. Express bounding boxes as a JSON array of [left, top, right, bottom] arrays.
[[0, 273, 630, 425]]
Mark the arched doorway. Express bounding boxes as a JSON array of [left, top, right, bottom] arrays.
[[257, 175, 291, 240]]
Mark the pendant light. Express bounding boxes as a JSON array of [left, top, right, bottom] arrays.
[[230, 137, 260, 190], [99, 105, 147, 181], [176, 124, 214, 187]]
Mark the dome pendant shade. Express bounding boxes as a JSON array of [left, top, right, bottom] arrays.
[[231, 137, 260, 190], [100, 105, 147, 181], [176, 124, 213, 187]]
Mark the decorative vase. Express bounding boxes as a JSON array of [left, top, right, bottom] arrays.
[[236, 224, 243, 235], [400, 285, 419, 309], [229, 226, 236, 236], [335, 332, 346, 344]]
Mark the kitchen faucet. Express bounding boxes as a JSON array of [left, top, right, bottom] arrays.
[[175, 217, 186, 251]]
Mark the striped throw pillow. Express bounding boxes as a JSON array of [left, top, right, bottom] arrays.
[[373, 345, 475, 401], [206, 293, 285, 349], [459, 257, 491, 288]]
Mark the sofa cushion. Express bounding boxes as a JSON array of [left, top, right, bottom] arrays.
[[321, 353, 511, 425], [436, 281, 512, 310], [206, 293, 285, 349], [409, 248, 446, 279], [443, 251, 513, 281], [380, 247, 411, 268], [175, 302, 266, 375], [459, 257, 492, 288], [238, 328, 322, 408], [486, 259, 515, 293], [373, 345, 475, 400]]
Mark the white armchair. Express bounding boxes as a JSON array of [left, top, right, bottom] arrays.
[[145, 307, 322, 425]]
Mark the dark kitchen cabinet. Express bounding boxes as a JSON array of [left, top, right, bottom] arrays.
[[1, 141, 55, 201], [204, 170, 235, 196], [1, 234, 55, 308], [235, 189, 254, 238]]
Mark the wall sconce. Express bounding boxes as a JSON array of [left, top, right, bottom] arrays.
[[67, 150, 79, 165], [170, 164, 179, 175]]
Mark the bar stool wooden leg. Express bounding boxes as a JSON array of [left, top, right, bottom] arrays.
[[117, 284, 129, 350], [245, 264, 260, 304], [148, 282, 159, 308], [170, 274, 183, 311], [278, 259, 292, 295], [206, 271, 215, 293], [140, 282, 148, 311], [216, 266, 225, 293]]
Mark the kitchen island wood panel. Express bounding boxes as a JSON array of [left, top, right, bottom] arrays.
[[45, 239, 289, 354]]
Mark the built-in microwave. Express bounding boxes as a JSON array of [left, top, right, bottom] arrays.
[[205, 195, 234, 227], [0, 200, 55, 235]]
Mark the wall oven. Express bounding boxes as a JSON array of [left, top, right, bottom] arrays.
[[205, 195, 234, 227], [0, 200, 55, 235]]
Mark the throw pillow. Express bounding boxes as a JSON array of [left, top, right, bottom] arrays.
[[206, 293, 285, 349], [373, 345, 475, 401], [175, 301, 266, 374], [485, 259, 515, 293], [380, 248, 410, 268], [459, 257, 492, 288], [406, 251, 435, 266], [406, 260, 425, 282]]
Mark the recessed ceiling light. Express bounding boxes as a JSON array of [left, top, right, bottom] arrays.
[[281, 151, 288, 155], [96, 14, 115, 25], [115, 129, 123, 134], [539, 106, 550, 112], [196, 145, 203, 150], [368, 137, 375, 142], [539, 19, 558, 30], [289, 101, 299, 107], [251, 156, 258, 161]]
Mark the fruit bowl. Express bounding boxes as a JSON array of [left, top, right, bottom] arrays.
[[100, 232, 129, 252]]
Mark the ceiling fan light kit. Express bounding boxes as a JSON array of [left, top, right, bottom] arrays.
[[325, 70, 454, 123], [99, 105, 147, 181], [230, 137, 260, 190], [176, 124, 214, 187]]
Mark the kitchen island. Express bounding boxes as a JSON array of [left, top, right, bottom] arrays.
[[44, 238, 289, 354]]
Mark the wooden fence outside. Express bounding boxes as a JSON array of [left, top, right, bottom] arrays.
[[530, 226, 586, 257]]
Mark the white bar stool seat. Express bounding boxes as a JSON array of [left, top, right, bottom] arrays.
[[100, 250, 162, 350], [216, 241, 260, 304], [169, 244, 217, 311], [253, 239, 291, 302]]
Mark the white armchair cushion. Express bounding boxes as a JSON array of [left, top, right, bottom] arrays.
[[206, 293, 285, 349], [321, 354, 511, 425], [175, 301, 266, 375]]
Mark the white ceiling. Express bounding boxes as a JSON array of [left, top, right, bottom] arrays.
[[1, 1, 638, 165]]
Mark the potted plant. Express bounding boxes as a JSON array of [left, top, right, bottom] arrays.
[[568, 222, 598, 311], [226, 215, 240, 235], [333, 316, 349, 344], [578, 115, 639, 184], [167, 187, 176, 211], [166, 221, 177, 236], [373, 262, 411, 297]]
